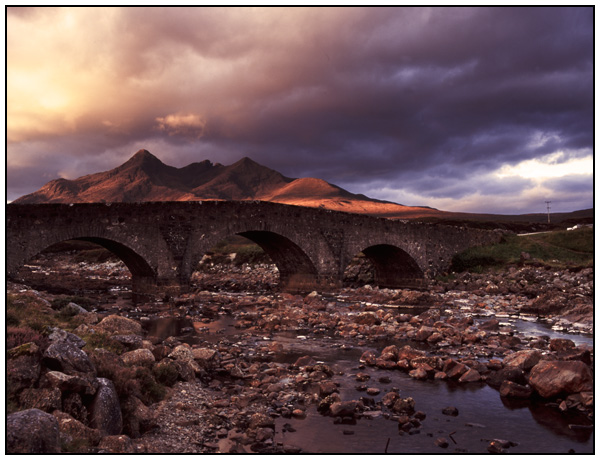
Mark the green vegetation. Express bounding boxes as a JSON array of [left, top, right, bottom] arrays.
[[201, 235, 271, 267], [7, 293, 86, 334], [451, 227, 593, 273]]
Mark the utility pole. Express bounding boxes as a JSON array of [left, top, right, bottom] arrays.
[[545, 201, 551, 224]]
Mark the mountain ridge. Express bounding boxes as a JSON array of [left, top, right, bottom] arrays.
[[13, 149, 594, 223]]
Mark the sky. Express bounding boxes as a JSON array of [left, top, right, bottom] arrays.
[[6, 6, 594, 214]]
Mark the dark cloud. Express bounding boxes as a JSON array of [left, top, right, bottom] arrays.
[[7, 7, 593, 212]]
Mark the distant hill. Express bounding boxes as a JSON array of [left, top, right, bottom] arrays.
[[14, 149, 593, 225]]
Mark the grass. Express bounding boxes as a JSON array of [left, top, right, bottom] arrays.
[[451, 227, 593, 273]]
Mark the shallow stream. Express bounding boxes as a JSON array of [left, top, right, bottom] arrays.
[[141, 305, 593, 454]]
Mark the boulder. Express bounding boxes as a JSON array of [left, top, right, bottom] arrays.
[[121, 396, 157, 438], [392, 397, 415, 415], [6, 409, 60, 453], [43, 341, 96, 375], [8, 353, 42, 395], [111, 335, 144, 351], [192, 347, 220, 367], [120, 349, 156, 368], [528, 360, 593, 399], [330, 400, 359, 417], [458, 368, 481, 383], [359, 350, 377, 366], [52, 410, 102, 447], [502, 350, 542, 371], [96, 315, 142, 336], [45, 370, 98, 395], [249, 412, 275, 429], [409, 368, 428, 380], [549, 338, 576, 352], [88, 378, 122, 435], [397, 345, 426, 361], [48, 328, 86, 348], [486, 366, 526, 389], [415, 326, 436, 341], [442, 406, 459, 416], [499, 381, 532, 399]]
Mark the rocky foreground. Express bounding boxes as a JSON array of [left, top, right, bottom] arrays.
[[6, 263, 594, 453]]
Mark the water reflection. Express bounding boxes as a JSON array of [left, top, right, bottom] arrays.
[[140, 310, 593, 453]]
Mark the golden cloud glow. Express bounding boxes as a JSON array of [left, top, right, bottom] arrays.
[[495, 151, 592, 180], [156, 113, 207, 138]]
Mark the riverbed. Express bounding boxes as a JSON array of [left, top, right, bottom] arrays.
[[139, 295, 593, 454]]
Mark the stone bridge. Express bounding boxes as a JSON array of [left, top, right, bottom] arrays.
[[6, 201, 501, 297]]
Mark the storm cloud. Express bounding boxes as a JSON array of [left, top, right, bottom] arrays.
[[7, 6, 593, 213]]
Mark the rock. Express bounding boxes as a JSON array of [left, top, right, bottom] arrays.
[[556, 348, 592, 365], [88, 378, 122, 435], [62, 393, 88, 423], [354, 312, 379, 326], [380, 345, 399, 361], [435, 437, 449, 448], [480, 318, 500, 331], [392, 397, 415, 415], [52, 410, 102, 447], [397, 345, 426, 361], [502, 350, 542, 371], [44, 370, 98, 395], [486, 366, 526, 389], [191, 347, 220, 367], [111, 335, 143, 351], [458, 368, 481, 383], [18, 388, 62, 412], [122, 396, 157, 438], [415, 326, 436, 341], [442, 406, 459, 416], [528, 360, 593, 399], [6, 409, 60, 453], [381, 391, 399, 408], [359, 350, 377, 366], [120, 349, 156, 368], [249, 413, 275, 429], [355, 372, 371, 382], [366, 387, 381, 395], [499, 380, 532, 399], [48, 328, 86, 348], [43, 341, 96, 375], [7, 353, 42, 395], [409, 368, 429, 380], [446, 363, 468, 380], [319, 381, 339, 397], [294, 355, 316, 367], [96, 315, 142, 336], [97, 434, 136, 453], [329, 400, 359, 417], [549, 338, 576, 352], [487, 440, 506, 453]]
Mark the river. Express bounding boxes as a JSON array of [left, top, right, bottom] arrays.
[[140, 295, 593, 454]]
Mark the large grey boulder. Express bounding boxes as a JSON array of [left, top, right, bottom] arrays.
[[88, 378, 122, 435], [6, 409, 60, 453], [43, 341, 96, 375]]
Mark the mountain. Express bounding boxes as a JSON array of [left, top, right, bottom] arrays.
[[14, 149, 445, 218], [13, 149, 594, 224]]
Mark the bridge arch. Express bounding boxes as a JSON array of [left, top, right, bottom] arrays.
[[5, 218, 175, 299], [343, 239, 425, 289], [185, 224, 327, 291]]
